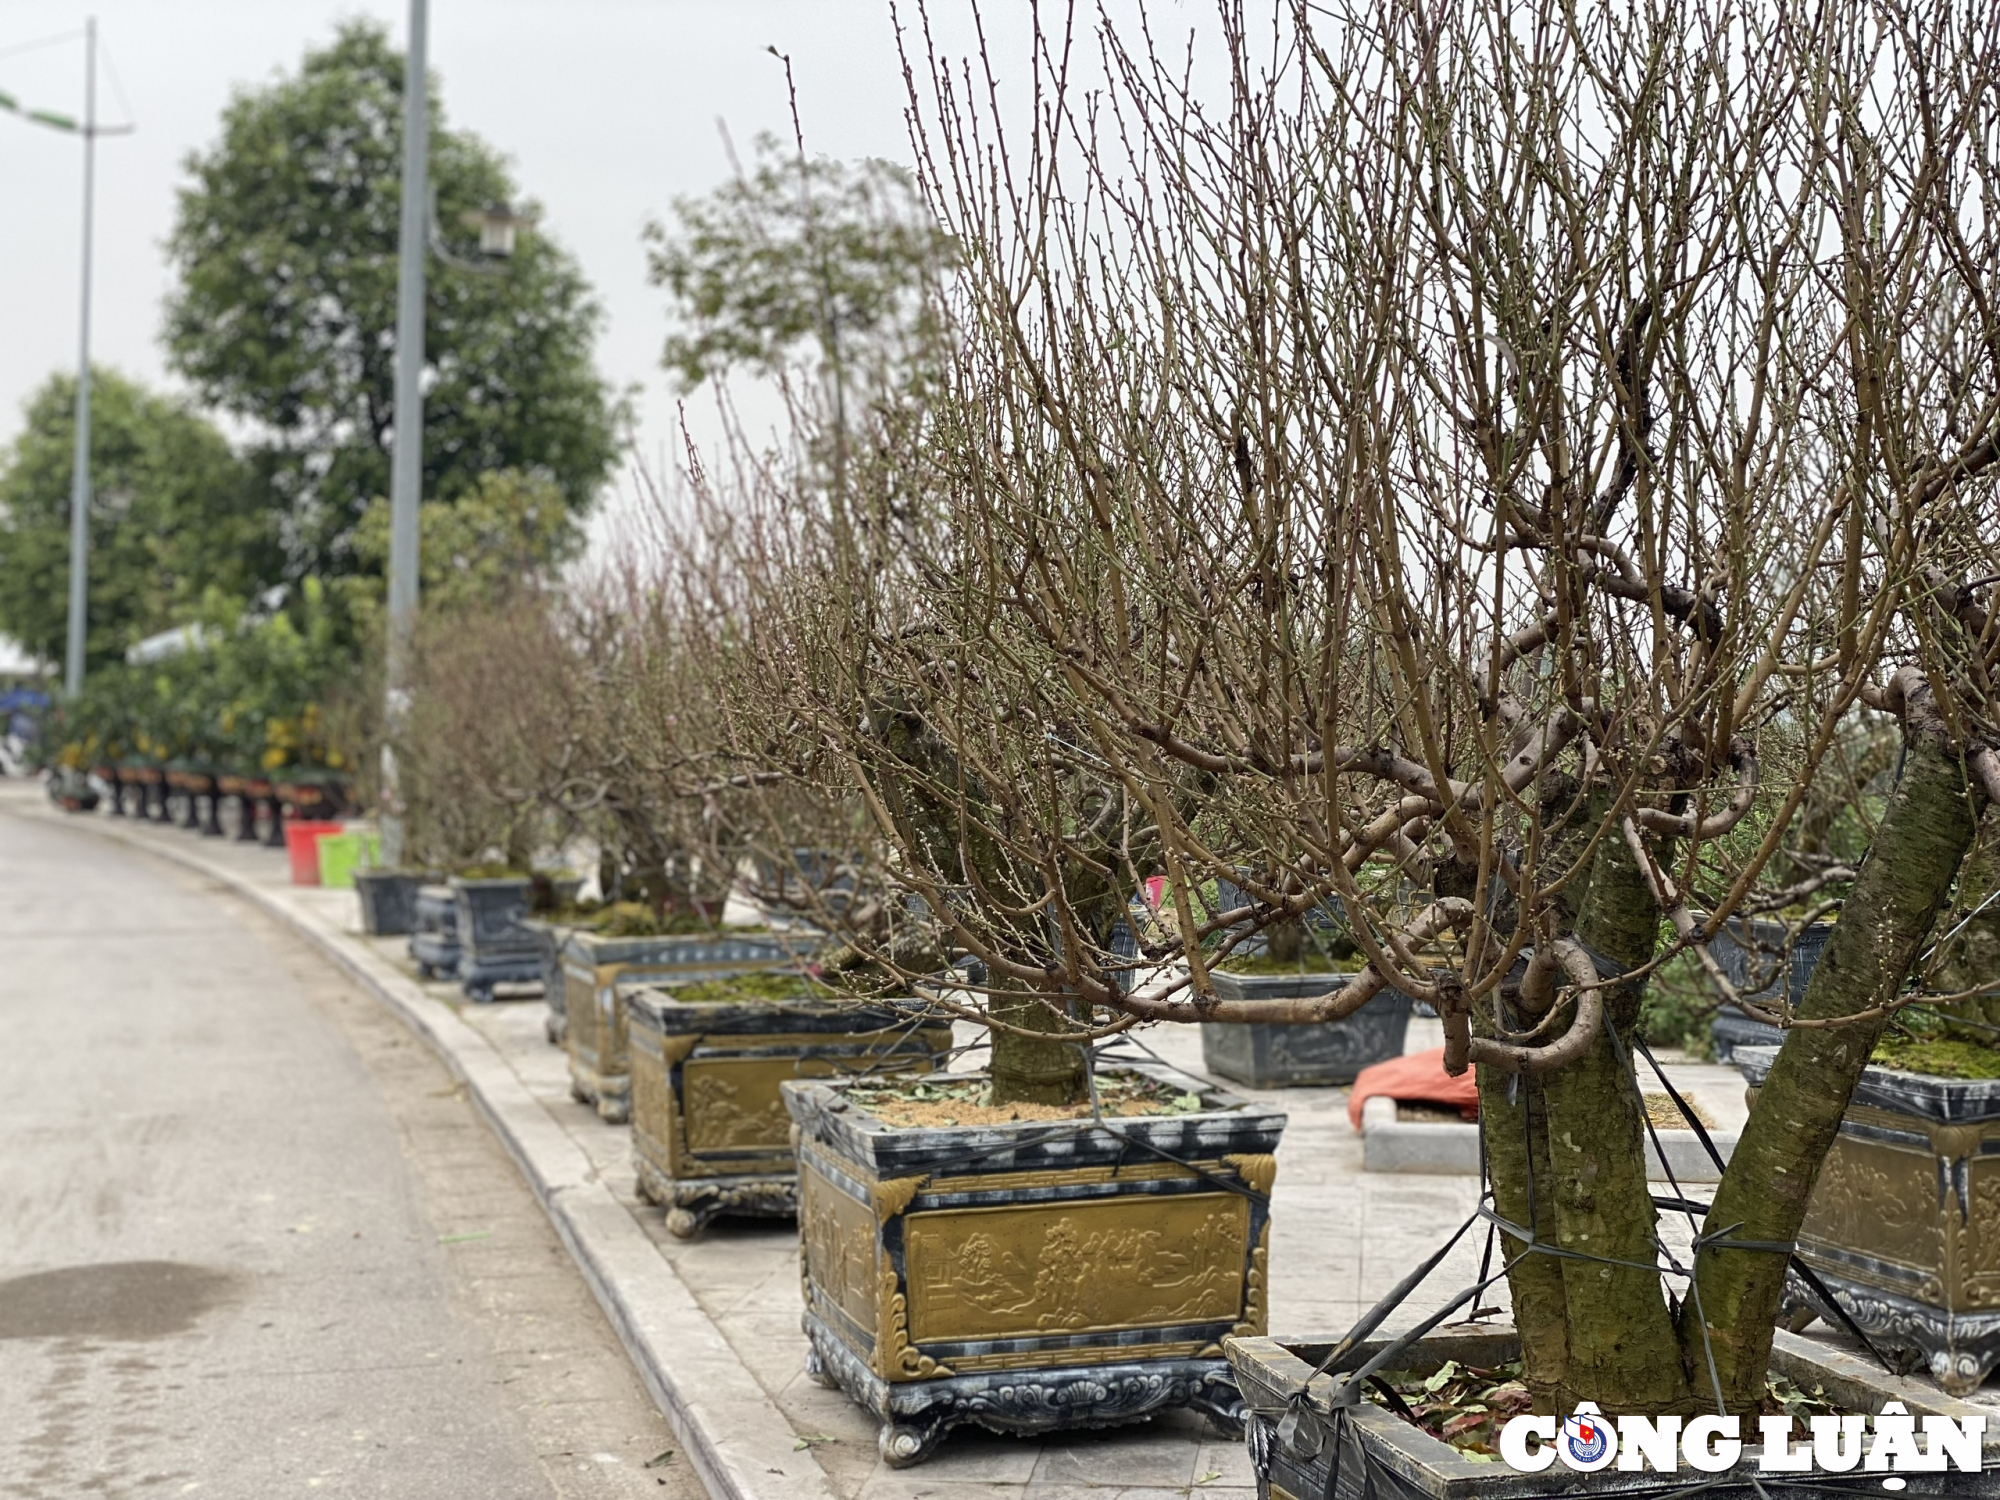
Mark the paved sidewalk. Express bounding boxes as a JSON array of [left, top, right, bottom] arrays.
[[14, 789, 1783, 1500]]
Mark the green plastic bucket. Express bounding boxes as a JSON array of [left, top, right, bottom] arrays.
[[317, 830, 380, 889]]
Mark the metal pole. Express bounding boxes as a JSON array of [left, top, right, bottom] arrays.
[[62, 17, 97, 699], [380, 0, 429, 866]]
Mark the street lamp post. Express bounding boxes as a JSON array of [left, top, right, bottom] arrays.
[[378, 0, 525, 866], [62, 18, 99, 701], [379, 0, 431, 869], [2, 18, 132, 697]]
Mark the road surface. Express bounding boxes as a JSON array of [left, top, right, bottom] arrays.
[[0, 791, 704, 1500]]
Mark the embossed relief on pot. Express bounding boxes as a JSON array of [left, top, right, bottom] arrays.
[[685, 1065, 794, 1152], [903, 1195, 1250, 1343], [801, 1165, 879, 1335]]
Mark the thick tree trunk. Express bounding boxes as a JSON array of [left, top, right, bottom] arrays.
[[988, 979, 1089, 1106], [1480, 783, 1691, 1412], [1686, 722, 1983, 1408], [1476, 1064, 1571, 1407], [1936, 805, 2000, 1040], [1538, 824, 1693, 1412]]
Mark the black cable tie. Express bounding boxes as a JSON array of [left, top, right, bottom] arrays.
[[1634, 1033, 1729, 1174], [1788, 1253, 1903, 1376]]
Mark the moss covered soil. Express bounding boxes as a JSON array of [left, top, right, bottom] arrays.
[[1870, 1033, 2000, 1080]]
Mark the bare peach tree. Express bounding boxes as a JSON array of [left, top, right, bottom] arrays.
[[673, 0, 2000, 1417]]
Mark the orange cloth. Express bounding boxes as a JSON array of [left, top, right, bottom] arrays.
[[1348, 1046, 1480, 1130]]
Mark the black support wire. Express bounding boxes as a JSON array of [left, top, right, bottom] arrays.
[[1261, 948, 1940, 1500]]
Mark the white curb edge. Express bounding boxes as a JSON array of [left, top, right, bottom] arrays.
[[1359, 1094, 1739, 1182], [23, 804, 835, 1500]]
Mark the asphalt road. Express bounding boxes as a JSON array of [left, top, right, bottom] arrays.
[[0, 794, 706, 1500]]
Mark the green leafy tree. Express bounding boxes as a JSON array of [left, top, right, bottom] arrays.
[[163, 20, 621, 581], [645, 131, 955, 396], [339, 467, 581, 639], [0, 368, 272, 671]]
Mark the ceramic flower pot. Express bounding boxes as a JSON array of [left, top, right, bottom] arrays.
[[1200, 972, 1415, 1088], [624, 979, 951, 1238], [1706, 917, 1834, 1062], [1740, 1045, 2000, 1396], [783, 1063, 1287, 1466], [562, 930, 817, 1123], [408, 886, 462, 979], [355, 871, 423, 937], [451, 877, 542, 1003], [1226, 1320, 1994, 1500]]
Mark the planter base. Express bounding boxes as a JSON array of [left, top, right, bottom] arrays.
[[634, 1158, 797, 1238], [568, 1059, 630, 1123], [1782, 1265, 2000, 1396], [459, 952, 544, 1004], [410, 938, 462, 979], [803, 1312, 1244, 1468]]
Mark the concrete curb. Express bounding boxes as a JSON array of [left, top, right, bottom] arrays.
[[1359, 1095, 1739, 1181], [24, 803, 834, 1500]]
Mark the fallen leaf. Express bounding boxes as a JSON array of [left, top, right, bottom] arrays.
[[437, 1231, 491, 1245], [1195, 1470, 1225, 1485], [793, 1434, 838, 1450], [644, 1450, 675, 1468], [1421, 1360, 1461, 1394]]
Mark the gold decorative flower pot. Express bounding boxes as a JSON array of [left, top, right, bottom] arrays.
[[782, 1065, 1287, 1466], [1741, 1046, 2000, 1395], [562, 930, 815, 1123], [623, 980, 951, 1238]]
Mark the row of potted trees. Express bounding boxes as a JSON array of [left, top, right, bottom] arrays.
[[72, 2, 1997, 1486], [47, 589, 356, 839]]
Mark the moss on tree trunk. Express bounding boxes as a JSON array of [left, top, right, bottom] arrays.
[[1936, 805, 2000, 1041], [1539, 823, 1692, 1413], [1476, 1064, 1571, 1407], [989, 979, 1089, 1105], [1686, 727, 1981, 1408], [1480, 782, 1691, 1412]]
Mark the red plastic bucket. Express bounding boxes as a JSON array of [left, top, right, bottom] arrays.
[[283, 820, 345, 885]]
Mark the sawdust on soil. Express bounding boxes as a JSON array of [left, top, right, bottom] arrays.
[[846, 1073, 1206, 1129]]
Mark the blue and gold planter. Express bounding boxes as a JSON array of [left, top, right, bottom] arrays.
[[784, 1064, 1286, 1465], [624, 981, 950, 1238]]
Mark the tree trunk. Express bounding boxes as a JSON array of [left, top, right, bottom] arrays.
[[1480, 782, 1691, 1412], [1476, 1064, 1571, 1408], [988, 978, 1088, 1106], [1538, 824, 1693, 1412], [1686, 723, 1983, 1408], [1935, 804, 2000, 1041]]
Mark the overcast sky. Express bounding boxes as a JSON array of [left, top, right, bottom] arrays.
[[0, 1, 1068, 585]]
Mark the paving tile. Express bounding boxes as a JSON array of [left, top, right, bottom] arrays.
[[1192, 1440, 1257, 1488], [856, 1476, 1027, 1500], [1030, 1426, 1199, 1489], [908, 1431, 1043, 1484]]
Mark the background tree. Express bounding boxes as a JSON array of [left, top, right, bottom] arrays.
[[338, 467, 582, 641], [645, 129, 956, 402], [163, 19, 621, 584], [0, 368, 271, 670]]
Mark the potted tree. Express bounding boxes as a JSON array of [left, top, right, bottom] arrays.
[[684, 388, 1299, 1462], [625, 960, 955, 1237], [693, 0, 2000, 1471]]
